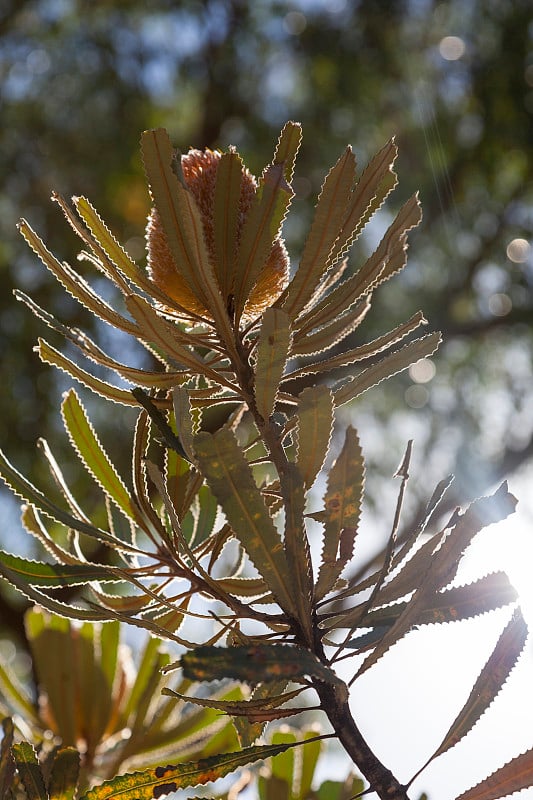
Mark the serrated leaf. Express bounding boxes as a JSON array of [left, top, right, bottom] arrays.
[[356, 483, 518, 677], [12, 743, 47, 800], [273, 121, 302, 183], [61, 389, 138, 521], [80, 741, 303, 800], [193, 428, 296, 616], [0, 551, 118, 588], [48, 748, 81, 800], [454, 749, 533, 800], [213, 150, 244, 299], [282, 146, 356, 319], [289, 311, 427, 377], [38, 338, 139, 406], [235, 162, 293, 323], [0, 447, 126, 548], [254, 308, 292, 420], [337, 571, 518, 635], [327, 138, 398, 268], [18, 220, 140, 336], [333, 332, 442, 408], [161, 687, 306, 723], [315, 427, 364, 601], [291, 300, 372, 357], [410, 608, 527, 786], [296, 385, 334, 489], [182, 645, 340, 688]]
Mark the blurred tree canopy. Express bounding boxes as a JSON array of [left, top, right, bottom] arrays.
[[0, 0, 532, 639]]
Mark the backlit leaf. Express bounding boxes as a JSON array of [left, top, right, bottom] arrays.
[[193, 428, 296, 616], [255, 308, 292, 420], [315, 427, 364, 601], [213, 150, 244, 299], [161, 687, 306, 723], [181, 644, 340, 687], [454, 749, 533, 800], [272, 121, 302, 183], [291, 301, 371, 357], [61, 389, 138, 521], [81, 741, 304, 800], [296, 385, 334, 489], [333, 332, 442, 408], [0, 551, 118, 588], [12, 743, 47, 800], [282, 146, 356, 319], [235, 162, 293, 323], [0, 719, 15, 798], [48, 748, 80, 800], [410, 608, 528, 785]]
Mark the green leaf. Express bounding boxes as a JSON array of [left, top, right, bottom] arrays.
[[181, 644, 340, 687], [172, 388, 197, 465], [193, 428, 296, 616], [38, 338, 140, 407], [0, 551, 118, 588], [234, 162, 293, 323], [61, 389, 138, 521], [48, 748, 81, 800], [213, 150, 244, 299], [272, 121, 302, 183], [282, 146, 356, 319], [12, 743, 47, 800], [410, 608, 528, 786], [254, 308, 292, 420], [315, 427, 364, 602], [296, 385, 334, 489], [327, 137, 398, 268], [333, 332, 442, 408], [18, 219, 139, 336], [291, 300, 371, 357], [289, 311, 427, 378], [80, 741, 303, 800], [454, 749, 533, 800], [0, 447, 126, 547]]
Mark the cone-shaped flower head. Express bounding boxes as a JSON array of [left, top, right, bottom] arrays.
[[146, 147, 289, 321]]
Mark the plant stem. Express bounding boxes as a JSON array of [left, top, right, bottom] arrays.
[[313, 677, 411, 800]]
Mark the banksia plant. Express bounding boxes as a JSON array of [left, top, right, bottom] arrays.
[[0, 123, 530, 800]]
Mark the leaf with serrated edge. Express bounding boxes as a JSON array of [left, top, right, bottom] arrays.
[[0, 551, 119, 587], [213, 150, 243, 299], [172, 387, 196, 463], [288, 312, 427, 378], [0, 447, 131, 548], [80, 741, 308, 800], [296, 385, 334, 489], [315, 427, 364, 601], [356, 483, 517, 677], [181, 644, 340, 687], [62, 389, 138, 521], [454, 748, 533, 800], [48, 748, 80, 800], [273, 121, 302, 183], [282, 146, 356, 319], [38, 339, 140, 406], [255, 308, 292, 420], [161, 687, 306, 723], [327, 138, 398, 269], [235, 162, 293, 323], [410, 608, 527, 788], [194, 428, 296, 616], [12, 743, 47, 800], [18, 220, 140, 335], [334, 332, 442, 408], [291, 301, 372, 357]]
